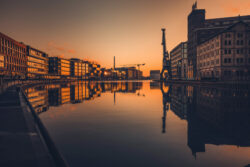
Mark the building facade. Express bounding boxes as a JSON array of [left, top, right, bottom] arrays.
[[116, 67, 142, 80], [88, 62, 101, 80], [197, 21, 250, 80], [0, 32, 27, 78], [187, 3, 250, 79], [70, 58, 89, 79], [170, 42, 188, 80], [49, 57, 71, 78], [26, 46, 48, 79]]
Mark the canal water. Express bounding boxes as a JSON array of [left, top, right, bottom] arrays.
[[25, 81, 250, 167]]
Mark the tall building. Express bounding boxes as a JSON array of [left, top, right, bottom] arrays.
[[197, 21, 250, 80], [49, 57, 71, 78], [187, 2, 250, 79], [26, 46, 48, 79], [170, 42, 188, 80], [0, 32, 27, 78]]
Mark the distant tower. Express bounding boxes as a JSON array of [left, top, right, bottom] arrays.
[[188, 1, 205, 79], [160, 28, 171, 80], [114, 56, 116, 69]]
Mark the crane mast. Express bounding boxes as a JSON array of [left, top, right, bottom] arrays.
[[160, 28, 171, 80]]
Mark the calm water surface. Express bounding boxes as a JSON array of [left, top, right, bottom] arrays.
[[25, 81, 250, 167]]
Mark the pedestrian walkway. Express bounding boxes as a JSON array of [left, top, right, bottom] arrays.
[[0, 87, 57, 167]]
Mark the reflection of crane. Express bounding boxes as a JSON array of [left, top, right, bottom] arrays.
[[161, 82, 171, 133]]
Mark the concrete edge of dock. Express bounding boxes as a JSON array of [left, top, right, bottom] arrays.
[[18, 86, 70, 167]]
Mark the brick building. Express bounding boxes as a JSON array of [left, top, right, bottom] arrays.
[[187, 3, 250, 79], [197, 21, 250, 80], [0, 32, 27, 78]]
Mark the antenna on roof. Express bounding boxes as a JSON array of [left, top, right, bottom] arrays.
[[192, 1, 197, 11]]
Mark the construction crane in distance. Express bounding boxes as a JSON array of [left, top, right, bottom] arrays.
[[120, 63, 146, 71]]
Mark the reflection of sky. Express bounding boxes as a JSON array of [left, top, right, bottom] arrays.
[[38, 82, 250, 167], [1, 0, 250, 75]]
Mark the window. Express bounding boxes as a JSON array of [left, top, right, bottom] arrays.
[[216, 59, 219, 64], [224, 40, 227, 45], [225, 33, 231, 38], [224, 58, 231, 63], [240, 40, 244, 45], [224, 71, 231, 76], [224, 49, 228, 54], [237, 33, 243, 38], [237, 49, 240, 54], [228, 49, 231, 54], [237, 58, 244, 63], [237, 40, 240, 45], [228, 40, 231, 45], [241, 49, 244, 54]]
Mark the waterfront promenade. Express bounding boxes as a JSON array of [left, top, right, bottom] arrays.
[[0, 86, 59, 167]]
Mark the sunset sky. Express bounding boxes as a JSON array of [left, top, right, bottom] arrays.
[[1, 0, 250, 76]]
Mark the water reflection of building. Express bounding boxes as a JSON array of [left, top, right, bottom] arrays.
[[170, 85, 188, 120], [26, 82, 143, 115], [164, 84, 250, 157], [48, 85, 61, 106], [150, 81, 161, 89], [25, 86, 49, 114], [188, 86, 250, 157], [100, 82, 143, 93], [61, 85, 71, 104], [70, 82, 90, 103]]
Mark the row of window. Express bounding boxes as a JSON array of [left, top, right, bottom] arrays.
[[1, 46, 26, 57], [0, 38, 25, 52], [5, 56, 26, 65], [198, 59, 220, 68], [6, 64, 26, 72], [223, 58, 248, 64], [224, 48, 250, 54], [224, 70, 250, 77], [198, 50, 219, 60], [200, 70, 250, 78], [225, 33, 245, 38], [199, 42, 219, 54], [224, 40, 250, 46]]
